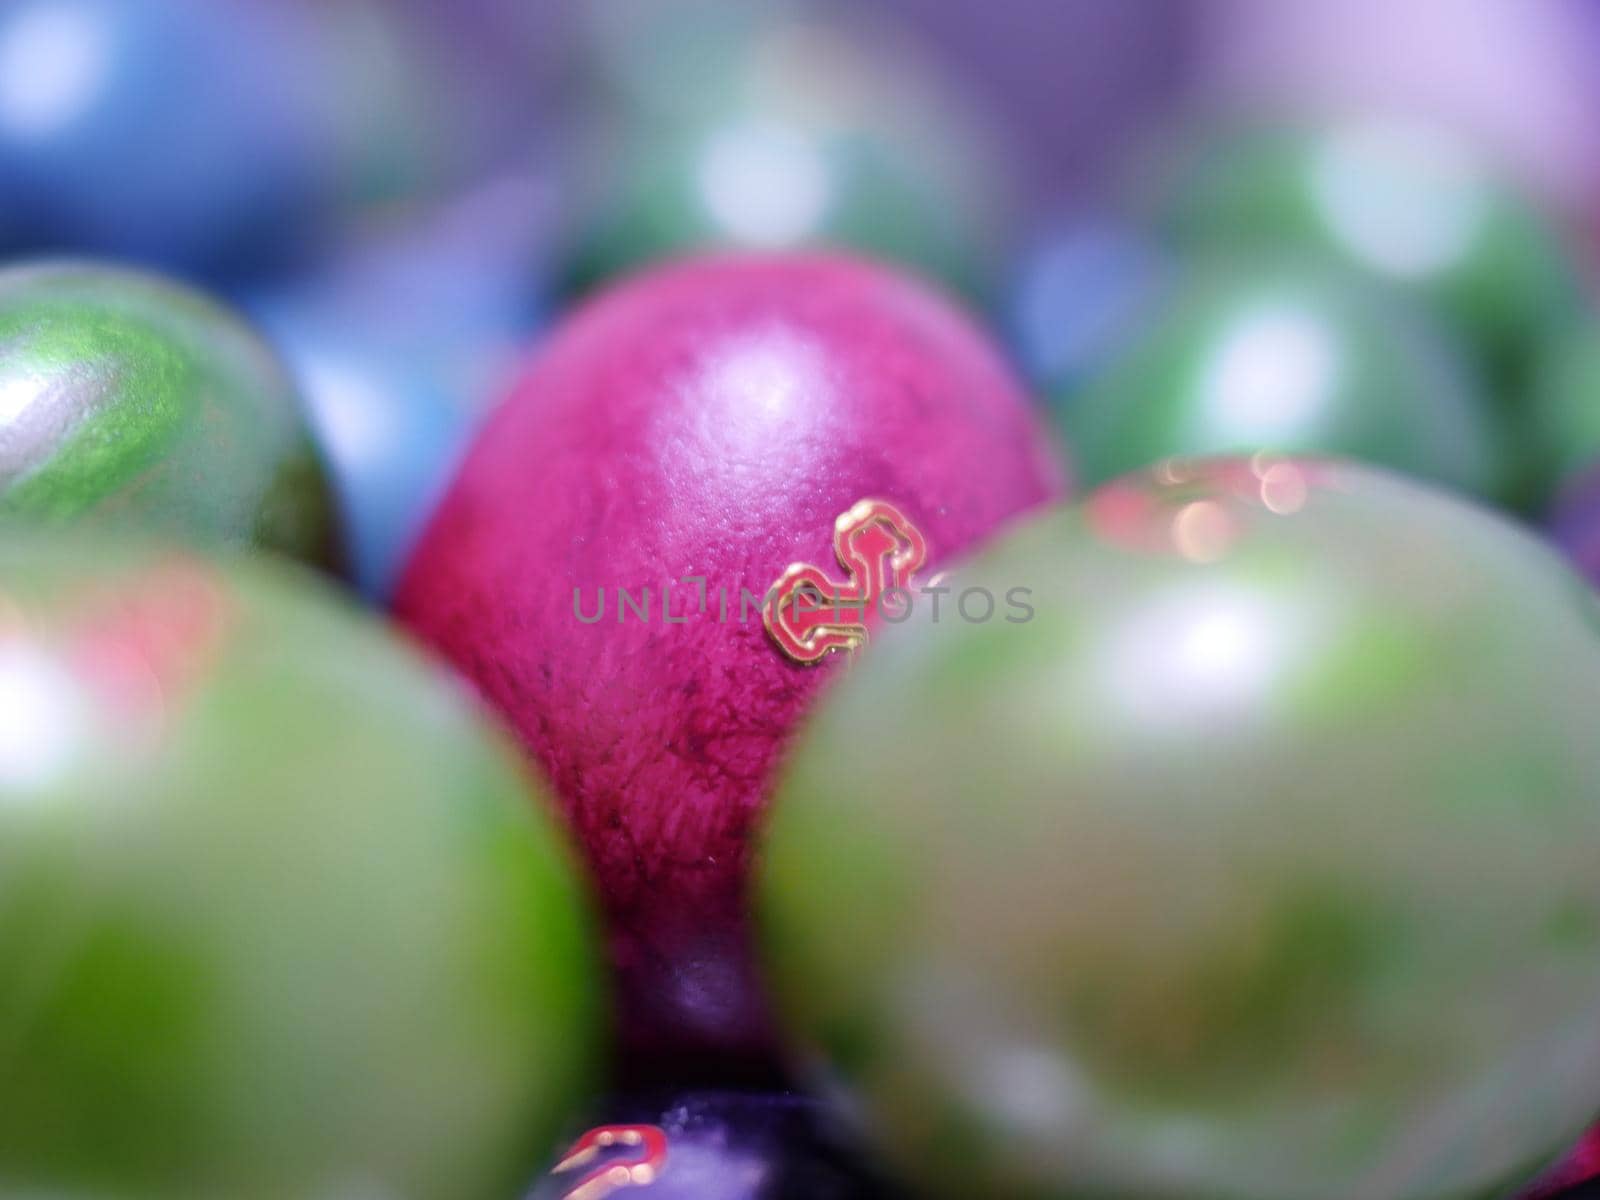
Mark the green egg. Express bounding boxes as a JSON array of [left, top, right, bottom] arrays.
[[0, 531, 606, 1199], [1154, 120, 1583, 398], [1529, 318, 1600, 498], [1063, 255, 1503, 498], [560, 6, 1014, 302], [0, 261, 336, 561], [761, 458, 1600, 1200]]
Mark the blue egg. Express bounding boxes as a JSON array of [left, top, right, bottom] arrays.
[[0, 0, 335, 273], [0, 0, 448, 278], [1005, 215, 1169, 408], [247, 176, 549, 600]]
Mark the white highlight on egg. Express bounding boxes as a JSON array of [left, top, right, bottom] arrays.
[[0, 2, 112, 139], [0, 373, 49, 426], [1101, 585, 1302, 727], [1199, 303, 1339, 444], [697, 120, 833, 248], [1311, 122, 1490, 281], [0, 643, 84, 792]]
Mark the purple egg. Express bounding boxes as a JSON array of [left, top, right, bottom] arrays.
[[527, 1090, 896, 1200], [395, 253, 1066, 1060]]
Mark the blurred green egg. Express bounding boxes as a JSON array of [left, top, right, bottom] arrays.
[[1153, 119, 1583, 395], [1062, 255, 1503, 498], [1530, 317, 1600, 496], [0, 531, 605, 1199], [0, 261, 336, 561], [560, 3, 1016, 301], [761, 458, 1600, 1200]]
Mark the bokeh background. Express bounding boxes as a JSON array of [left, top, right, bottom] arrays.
[[6, 3, 1600, 1197], [4, 0, 1595, 600]]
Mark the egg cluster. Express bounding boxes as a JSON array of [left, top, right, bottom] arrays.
[[2, 3, 1600, 1199]]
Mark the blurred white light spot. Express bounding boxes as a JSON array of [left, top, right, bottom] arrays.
[[1103, 587, 1298, 726], [1257, 461, 1309, 514], [1311, 124, 1490, 280], [0, 3, 112, 138], [1156, 459, 1194, 486], [698, 121, 832, 247], [1200, 305, 1337, 444], [1171, 500, 1235, 563], [0, 644, 83, 792], [975, 1047, 1084, 1141], [299, 356, 396, 471], [1181, 610, 1257, 676], [0, 374, 47, 424]]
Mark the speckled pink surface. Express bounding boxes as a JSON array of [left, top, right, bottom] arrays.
[[395, 254, 1066, 1058]]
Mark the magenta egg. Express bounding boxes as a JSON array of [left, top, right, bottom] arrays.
[[395, 254, 1065, 1061], [1520, 1124, 1600, 1199]]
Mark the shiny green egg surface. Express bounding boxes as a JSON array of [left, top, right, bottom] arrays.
[[762, 458, 1600, 1200], [0, 262, 335, 560], [0, 532, 604, 1199]]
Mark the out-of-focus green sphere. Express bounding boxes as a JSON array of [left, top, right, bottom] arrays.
[[1530, 319, 1600, 498], [1154, 120, 1583, 393], [760, 458, 1600, 1200], [0, 534, 605, 1199], [0, 262, 335, 561], [560, 5, 1014, 301], [1063, 257, 1501, 497]]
